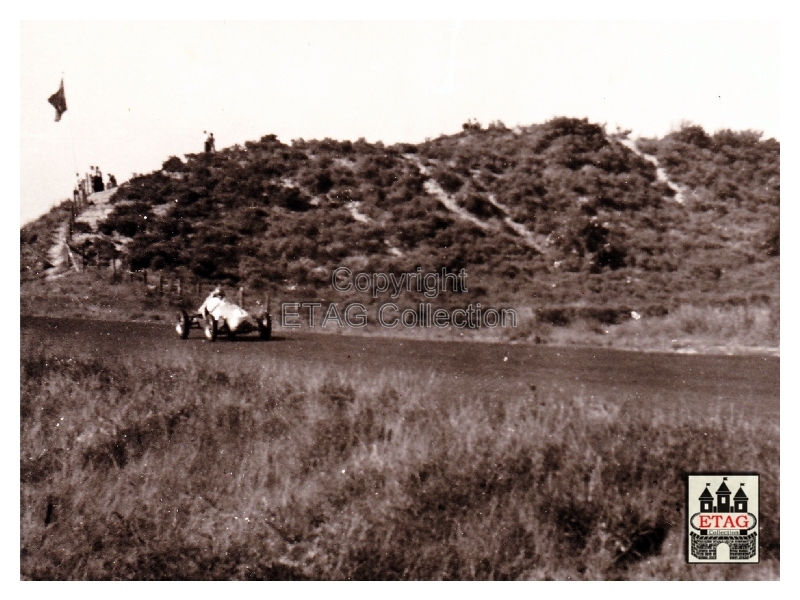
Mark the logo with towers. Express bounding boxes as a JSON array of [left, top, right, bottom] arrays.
[[687, 474, 759, 563]]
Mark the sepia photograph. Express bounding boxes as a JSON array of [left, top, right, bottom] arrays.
[[19, 14, 780, 581]]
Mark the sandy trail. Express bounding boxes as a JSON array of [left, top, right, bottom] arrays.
[[619, 138, 685, 203], [45, 188, 118, 279], [347, 201, 370, 223], [45, 221, 72, 279], [486, 193, 547, 252], [406, 154, 547, 252], [405, 154, 494, 231], [75, 188, 117, 229]]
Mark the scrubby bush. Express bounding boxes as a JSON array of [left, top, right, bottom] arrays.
[[71, 221, 93, 234], [434, 168, 465, 194], [162, 156, 186, 172]]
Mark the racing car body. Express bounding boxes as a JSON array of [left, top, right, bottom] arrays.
[[175, 290, 271, 341]]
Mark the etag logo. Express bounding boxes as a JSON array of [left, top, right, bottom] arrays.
[[687, 474, 759, 563]]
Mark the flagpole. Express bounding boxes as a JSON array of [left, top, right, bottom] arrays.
[[61, 73, 80, 198]]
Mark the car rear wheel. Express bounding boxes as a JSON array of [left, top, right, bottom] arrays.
[[258, 314, 272, 340], [204, 315, 218, 342], [176, 311, 191, 339]]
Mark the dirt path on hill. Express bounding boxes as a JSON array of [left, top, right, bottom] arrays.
[[405, 154, 546, 252], [46, 221, 72, 279], [45, 189, 117, 279], [619, 138, 686, 203], [406, 154, 495, 231], [74, 188, 117, 229], [486, 193, 548, 252]]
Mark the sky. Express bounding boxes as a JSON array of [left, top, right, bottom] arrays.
[[20, 19, 780, 224]]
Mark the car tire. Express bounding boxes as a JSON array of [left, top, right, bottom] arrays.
[[176, 311, 191, 339], [204, 314, 218, 342], [258, 314, 272, 340]]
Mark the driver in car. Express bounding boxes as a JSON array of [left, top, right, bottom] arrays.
[[199, 287, 248, 331]]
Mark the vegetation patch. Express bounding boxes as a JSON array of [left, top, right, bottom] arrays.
[[21, 343, 779, 580]]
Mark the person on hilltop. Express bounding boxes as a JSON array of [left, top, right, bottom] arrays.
[[107, 174, 117, 189], [92, 167, 105, 193], [204, 132, 216, 154]]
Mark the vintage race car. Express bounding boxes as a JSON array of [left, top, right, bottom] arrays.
[[175, 292, 272, 342]]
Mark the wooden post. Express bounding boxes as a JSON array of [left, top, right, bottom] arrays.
[[176, 277, 182, 297], [238, 287, 244, 307], [68, 202, 74, 240]]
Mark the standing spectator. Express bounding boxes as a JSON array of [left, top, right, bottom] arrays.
[[107, 174, 117, 189], [205, 132, 216, 154], [92, 167, 105, 193]]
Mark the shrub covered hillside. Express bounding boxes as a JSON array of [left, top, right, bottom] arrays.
[[22, 117, 779, 323]]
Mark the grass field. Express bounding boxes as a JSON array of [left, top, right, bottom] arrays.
[[20, 323, 779, 580]]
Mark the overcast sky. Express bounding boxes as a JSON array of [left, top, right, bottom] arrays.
[[20, 19, 780, 224]]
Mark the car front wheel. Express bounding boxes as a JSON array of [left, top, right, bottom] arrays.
[[204, 315, 218, 342]]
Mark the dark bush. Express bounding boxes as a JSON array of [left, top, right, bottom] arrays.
[[462, 194, 503, 219], [669, 124, 712, 148], [99, 215, 140, 238], [71, 221, 93, 234], [537, 308, 572, 326], [316, 170, 334, 194], [150, 255, 166, 270], [162, 156, 185, 172], [434, 169, 464, 194], [594, 244, 627, 271], [764, 223, 779, 257]]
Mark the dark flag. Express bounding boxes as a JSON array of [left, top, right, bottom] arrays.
[[48, 78, 67, 122]]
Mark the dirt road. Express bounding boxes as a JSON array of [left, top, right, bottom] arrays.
[[21, 316, 779, 419]]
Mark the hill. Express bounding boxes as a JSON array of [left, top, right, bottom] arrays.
[[20, 117, 779, 351]]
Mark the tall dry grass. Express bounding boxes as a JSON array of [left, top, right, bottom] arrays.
[[20, 343, 779, 580], [507, 303, 779, 353]]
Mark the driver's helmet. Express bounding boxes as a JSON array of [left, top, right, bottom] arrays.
[[210, 286, 225, 299]]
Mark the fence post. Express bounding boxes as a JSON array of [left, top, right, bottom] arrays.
[[238, 287, 244, 307], [177, 277, 182, 297]]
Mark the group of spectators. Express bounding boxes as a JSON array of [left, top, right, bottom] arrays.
[[70, 130, 214, 211], [72, 166, 118, 208]]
